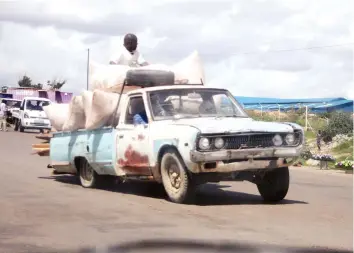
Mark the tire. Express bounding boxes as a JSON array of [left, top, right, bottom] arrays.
[[19, 120, 25, 132], [160, 149, 195, 204], [125, 69, 175, 87], [78, 159, 101, 188], [256, 167, 290, 203], [14, 119, 19, 131]]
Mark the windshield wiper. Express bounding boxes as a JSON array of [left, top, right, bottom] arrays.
[[215, 114, 248, 118], [173, 114, 200, 120]]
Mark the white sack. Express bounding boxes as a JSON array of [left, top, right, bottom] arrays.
[[42, 103, 70, 131], [85, 89, 127, 130], [89, 51, 205, 91], [81, 90, 93, 125], [62, 96, 86, 131], [140, 63, 172, 71], [172, 51, 205, 84], [89, 61, 131, 91]]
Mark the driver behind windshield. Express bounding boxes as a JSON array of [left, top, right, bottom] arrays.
[[132, 99, 148, 125], [198, 93, 217, 114], [35, 101, 42, 110]]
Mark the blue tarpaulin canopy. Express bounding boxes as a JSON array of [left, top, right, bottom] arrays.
[[234, 96, 353, 113]]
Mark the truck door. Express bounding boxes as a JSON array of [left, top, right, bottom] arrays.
[[116, 94, 151, 176]]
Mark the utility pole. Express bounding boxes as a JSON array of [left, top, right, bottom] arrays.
[[305, 105, 308, 131], [86, 48, 90, 90]]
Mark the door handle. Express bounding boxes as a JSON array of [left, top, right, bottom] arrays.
[[119, 134, 124, 139]]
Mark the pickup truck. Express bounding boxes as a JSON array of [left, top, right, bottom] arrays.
[[50, 85, 304, 204], [13, 97, 52, 133]]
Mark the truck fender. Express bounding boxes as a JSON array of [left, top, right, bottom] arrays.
[[152, 144, 182, 183]]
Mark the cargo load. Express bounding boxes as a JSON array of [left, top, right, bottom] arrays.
[[89, 51, 205, 91], [84, 90, 127, 130], [43, 51, 206, 133], [42, 103, 70, 131], [62, 96, 86, 132]]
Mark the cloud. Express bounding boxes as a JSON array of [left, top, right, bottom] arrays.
[[0, 0, 353, 99]]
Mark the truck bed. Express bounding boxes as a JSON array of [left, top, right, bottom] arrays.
[[49, 127, 117, 175]]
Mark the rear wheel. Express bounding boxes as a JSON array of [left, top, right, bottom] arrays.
[[79, 159, 100, 188], [160, 149, 195, 204], [256, 167, 290, 203]]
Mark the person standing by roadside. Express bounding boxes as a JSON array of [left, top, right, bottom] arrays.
[[0, 100, 8, 131], [316, 130, 322, 151]]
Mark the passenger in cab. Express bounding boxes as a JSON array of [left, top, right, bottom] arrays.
[[109, 33, 149, 67]]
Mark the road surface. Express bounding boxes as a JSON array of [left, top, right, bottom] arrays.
[[0, 130, 352, 252]]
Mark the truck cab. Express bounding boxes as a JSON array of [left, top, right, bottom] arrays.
[[50, 85, 304, 204], [13, 97, 52, 133]]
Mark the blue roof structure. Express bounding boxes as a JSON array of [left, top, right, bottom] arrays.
[[234, 96, 353, 113]]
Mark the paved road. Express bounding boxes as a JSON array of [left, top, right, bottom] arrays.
[[0, 130, 352, 252]]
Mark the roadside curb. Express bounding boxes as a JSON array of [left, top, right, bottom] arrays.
[[290, 166, 353, 176]]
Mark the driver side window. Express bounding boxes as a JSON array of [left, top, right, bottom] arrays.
[[125, 96, 148, 125]]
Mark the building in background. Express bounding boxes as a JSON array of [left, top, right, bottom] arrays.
[[0, 87, 73, 104]]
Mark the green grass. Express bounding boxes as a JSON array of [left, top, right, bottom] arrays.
[[305, 131, 316, 141], [332, 139, 353, 153], [329, 138, 353, 170]]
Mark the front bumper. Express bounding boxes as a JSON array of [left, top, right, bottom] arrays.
[[189, 145, 303, 173], [22, 118, 51, 129]]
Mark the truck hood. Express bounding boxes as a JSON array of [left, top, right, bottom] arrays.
[[171, 117, 297, 134]]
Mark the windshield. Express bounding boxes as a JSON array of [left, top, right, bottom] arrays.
[[5, 100, 21, 108], [25, 100, 50, 111], [148, 88, 248, 120]]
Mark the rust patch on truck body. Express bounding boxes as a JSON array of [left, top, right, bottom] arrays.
[[117, 145, 151, 175], [137, 134, 145, 141]]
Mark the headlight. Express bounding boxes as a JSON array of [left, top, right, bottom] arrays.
[[198, 137, 210, 150], [285, 133, 295, 145], [272, 134, 283, 146], [214, 137, 225, 149], [24, 113, 29, 118]]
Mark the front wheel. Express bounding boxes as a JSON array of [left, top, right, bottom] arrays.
[[19, 121, 25, 132], [160, 149, 195, 204], [14, 119, 19, 131], [256, 167, 290, 203]]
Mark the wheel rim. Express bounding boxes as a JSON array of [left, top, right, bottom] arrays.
[[81, 161, 93, 182], [164, 156, 182, 193]]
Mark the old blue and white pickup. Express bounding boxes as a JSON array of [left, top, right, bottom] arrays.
[[49, 85, 304, 204]]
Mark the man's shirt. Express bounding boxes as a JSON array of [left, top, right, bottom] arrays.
[[110, 47, 147, 67], [133, 112, 148, 125], [0, 102, 6, 117]]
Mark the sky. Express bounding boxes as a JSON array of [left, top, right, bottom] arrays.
[[0, 0, 353, 99]]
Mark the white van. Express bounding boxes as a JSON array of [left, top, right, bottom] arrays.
[[12, 97, 52, 133]]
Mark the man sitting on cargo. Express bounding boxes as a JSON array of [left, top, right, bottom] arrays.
[[109, 33, 149, 67]]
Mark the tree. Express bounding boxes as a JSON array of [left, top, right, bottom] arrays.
[[18, 75, 33, 87], [47, 79, 66, 90], [34, 83, 43, 89], [322, 112, 353, 142]]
